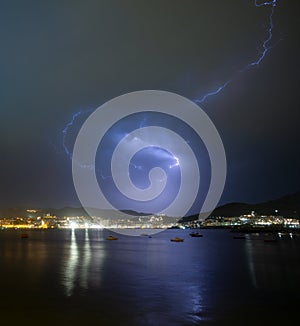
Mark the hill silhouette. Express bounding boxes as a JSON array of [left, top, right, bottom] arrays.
[[0, 192, 299, 219], [211, 192, 300, 218]]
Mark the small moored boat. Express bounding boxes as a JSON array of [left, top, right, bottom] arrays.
[[106, 235, 118, 241], [170, 237, 184, 242], [140, 233, 152, 238], [189, 232, 203, 237], [21, 233, 29, 239]]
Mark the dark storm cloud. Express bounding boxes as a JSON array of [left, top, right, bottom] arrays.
[[0, 0, 299, 208]]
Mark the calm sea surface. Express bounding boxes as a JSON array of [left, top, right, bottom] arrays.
[[0, 229, 299, 325]]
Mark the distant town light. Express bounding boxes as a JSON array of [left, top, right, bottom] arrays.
[[69, 222, 78, 229]]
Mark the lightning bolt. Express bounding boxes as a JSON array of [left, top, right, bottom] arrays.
[[62, 108, 95, 169], [194, 0, 278, 104], [195, 80, 232, 105], [61, 0, 280, 159], [169, 156, 180, 169], [62, 108, 94, 160], [245, 0, 277, 68]]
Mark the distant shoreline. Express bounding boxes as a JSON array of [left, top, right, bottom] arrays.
[[1, 225, 300, 234]]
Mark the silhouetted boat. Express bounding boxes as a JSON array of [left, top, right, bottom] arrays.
[[189, 232, 203, 237], [233, 236, 246, 239], [21, 233, 28, 239], [140, 233, 152, 238]]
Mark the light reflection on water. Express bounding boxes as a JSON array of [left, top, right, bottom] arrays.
[[245, 232, 300, 291], [80, 228, 91, 289], [61, 228, 105, 296], [0, 229, 300, 325], [63, 228, 79, 296], [59, 229, 211, 324]]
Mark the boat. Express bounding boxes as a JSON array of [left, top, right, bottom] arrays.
[[264, 239, 277, 243], [21, 233, 29, 239], [140, 233, 152, 238], [233, 236, 246, 239], [189, 232, 203, 237], [170, 237, 184, 242], [106, 235, 118, 241]]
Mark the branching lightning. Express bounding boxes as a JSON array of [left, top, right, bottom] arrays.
[[62, 108, 95, 169], [194, 0, 278, 104], [195, 80, 232, 105], [169, 156, 180, 169], [61, 0, 280, 160], [245, 0, 277, 68], [62, 109, 94, 160]]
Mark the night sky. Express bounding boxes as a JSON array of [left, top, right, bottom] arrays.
[[0, 0, 299, 209]]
